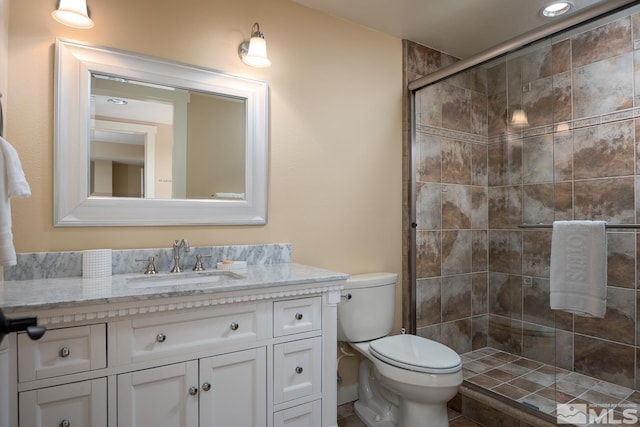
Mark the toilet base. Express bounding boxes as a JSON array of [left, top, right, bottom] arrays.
[[353, 400, 395, 427]]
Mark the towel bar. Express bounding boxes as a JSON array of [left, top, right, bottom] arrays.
[[519, 223, 640, 229]]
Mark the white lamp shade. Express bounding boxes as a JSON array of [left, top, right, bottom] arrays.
[[243, 37, 271, 68], [52, 0, 95, 29]]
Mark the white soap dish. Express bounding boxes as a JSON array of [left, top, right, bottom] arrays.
[[216, 261, 247, 272]]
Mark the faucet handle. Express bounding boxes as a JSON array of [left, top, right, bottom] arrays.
[[135, 256, 158, 275], [192, 254, 212, 271]]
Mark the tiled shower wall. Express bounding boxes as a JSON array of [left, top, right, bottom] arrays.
[[406, 5, 640, 390]]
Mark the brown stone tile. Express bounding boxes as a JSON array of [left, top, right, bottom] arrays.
[[521, 230, 551, 278], [485, 368, 517, 382], [574, 335, 635, 388], [471, 274, 488, 316], [536, 386, 575, 404], [573, 53, 634, 118], [466, 373, 503, 388], [555, 379, 589, 398], [491, 383, 531, 400], [552, 39, 571, 75], [449, 417, 482, 427], [488, 230, 522, 274], [522, 77, 554, 128], [442, 138, 471, 184], [416, 231, 441, 278], [607, 232, 636, 289], [442, 275, 472, 322], [442, 185, 471, 229], [416, 182, 441, 229], [491, 350, 519, 362], [488, 186, 523, 230], [522, 323, 556, 365], [572, 17, 633, 68], [512, 357, 543, 370], [509, 377, 546, 393], [574, 286, 635, 345], [552, 71, 572, 123], [488, 273, 522, 318], [573, 120, 635, 180], [553, 131, 573, 182], [523, 184, 555, 227], [461, 394, 522, 426], [471, 233, 488, 273], [441, 319, 472, 354], [575, 177, 635, 223], [471, 315, 488, 350], [471, 92, 488, 137], [471, 143, 487, 186], [487, 315, 523, 355], [415, 132, 441, 182], [416, 277, 441, 327], [471, 187, 488, 230], [442, 231, 472, 275]]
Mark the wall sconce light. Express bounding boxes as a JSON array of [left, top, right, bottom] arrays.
[[510, 109, 529, 127], [52, 0, 94, 29], [238, 23, 272, 68]]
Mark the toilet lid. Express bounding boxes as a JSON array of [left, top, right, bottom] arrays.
[[369, 334, 462, 374]]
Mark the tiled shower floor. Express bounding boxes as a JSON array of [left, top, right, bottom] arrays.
[[462, 347, 640, 424]]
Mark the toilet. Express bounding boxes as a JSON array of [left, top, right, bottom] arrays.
[[338, 272, 462, 427]]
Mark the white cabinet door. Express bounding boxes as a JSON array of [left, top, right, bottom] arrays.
[[118, 361, 198, 427], [19, 378, 107, 427], [274, 401, 322, 427], [199, 347, 267, 427]]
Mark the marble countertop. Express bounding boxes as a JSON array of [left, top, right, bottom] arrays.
[[0, 263, 348, 313]]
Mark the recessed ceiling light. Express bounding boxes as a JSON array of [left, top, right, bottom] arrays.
[[541, 1, 573, 18]]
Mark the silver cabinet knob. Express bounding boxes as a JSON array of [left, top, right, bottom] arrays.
[[59, 347, 71, 358], [295, 366, 303, 374], [188, 386, 198, 396], [156, 333, 167, 343], [202, 382, 211, 392], [60, 420, 70, 427], [230, 322, 239, 331], [295, 313, 303, 320]]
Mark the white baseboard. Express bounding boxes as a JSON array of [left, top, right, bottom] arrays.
[[337, 383, 359, 406]]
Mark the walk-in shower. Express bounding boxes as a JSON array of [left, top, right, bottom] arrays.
[[407, 1, 640, 422]]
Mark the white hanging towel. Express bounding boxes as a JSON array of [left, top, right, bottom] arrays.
[[0, 136, 31, 267], [550, 220, 607, 318]]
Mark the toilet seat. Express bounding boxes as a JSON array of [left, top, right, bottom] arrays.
[[368, 334, 462, 374]]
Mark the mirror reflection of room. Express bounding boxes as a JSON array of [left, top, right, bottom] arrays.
[[89, 74, 246, 200]]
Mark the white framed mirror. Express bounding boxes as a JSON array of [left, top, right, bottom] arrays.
[[54, 39, 269, 226]]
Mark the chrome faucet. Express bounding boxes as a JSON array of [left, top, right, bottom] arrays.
[[170, 239, 190, 273]]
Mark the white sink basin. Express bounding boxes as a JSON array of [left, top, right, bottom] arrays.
[[126, 270, 245, 287]]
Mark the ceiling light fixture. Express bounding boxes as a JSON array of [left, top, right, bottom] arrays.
[[540, 1, 573, 18], [239, 23, 272, 68], [52, 0, 94, 29]]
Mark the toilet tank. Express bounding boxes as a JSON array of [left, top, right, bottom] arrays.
[[337, 272, 397, 342]]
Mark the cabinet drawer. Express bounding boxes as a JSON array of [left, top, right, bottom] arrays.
[[18, 324, 106, 382], [273, 337, 322, 404], [116, 303, 269, 364], [273, 297, 321, 337], [274, 400, 322, 427], [19, 378, 107, 427]]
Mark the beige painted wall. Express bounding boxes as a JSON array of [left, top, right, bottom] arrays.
[[8, 0, 402, 273], [6, 0, 404, 396]]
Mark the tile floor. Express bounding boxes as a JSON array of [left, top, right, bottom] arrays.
[[337, 401, 480, 426], [462, 347, 640, 425], [338, 347, 640, 426]]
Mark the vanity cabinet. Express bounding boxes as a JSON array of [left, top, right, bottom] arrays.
[[117, 348, 266, 427], [3, 275, 343, 427]]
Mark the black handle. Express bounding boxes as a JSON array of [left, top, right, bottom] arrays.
[[0, 307, 46, 345]]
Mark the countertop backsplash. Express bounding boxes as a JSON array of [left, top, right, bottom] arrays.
[[2, 243, 292, 281]]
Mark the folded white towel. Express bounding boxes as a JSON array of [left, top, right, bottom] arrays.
[[550, 220, 607, 318], [0, 136, 31, 267]]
